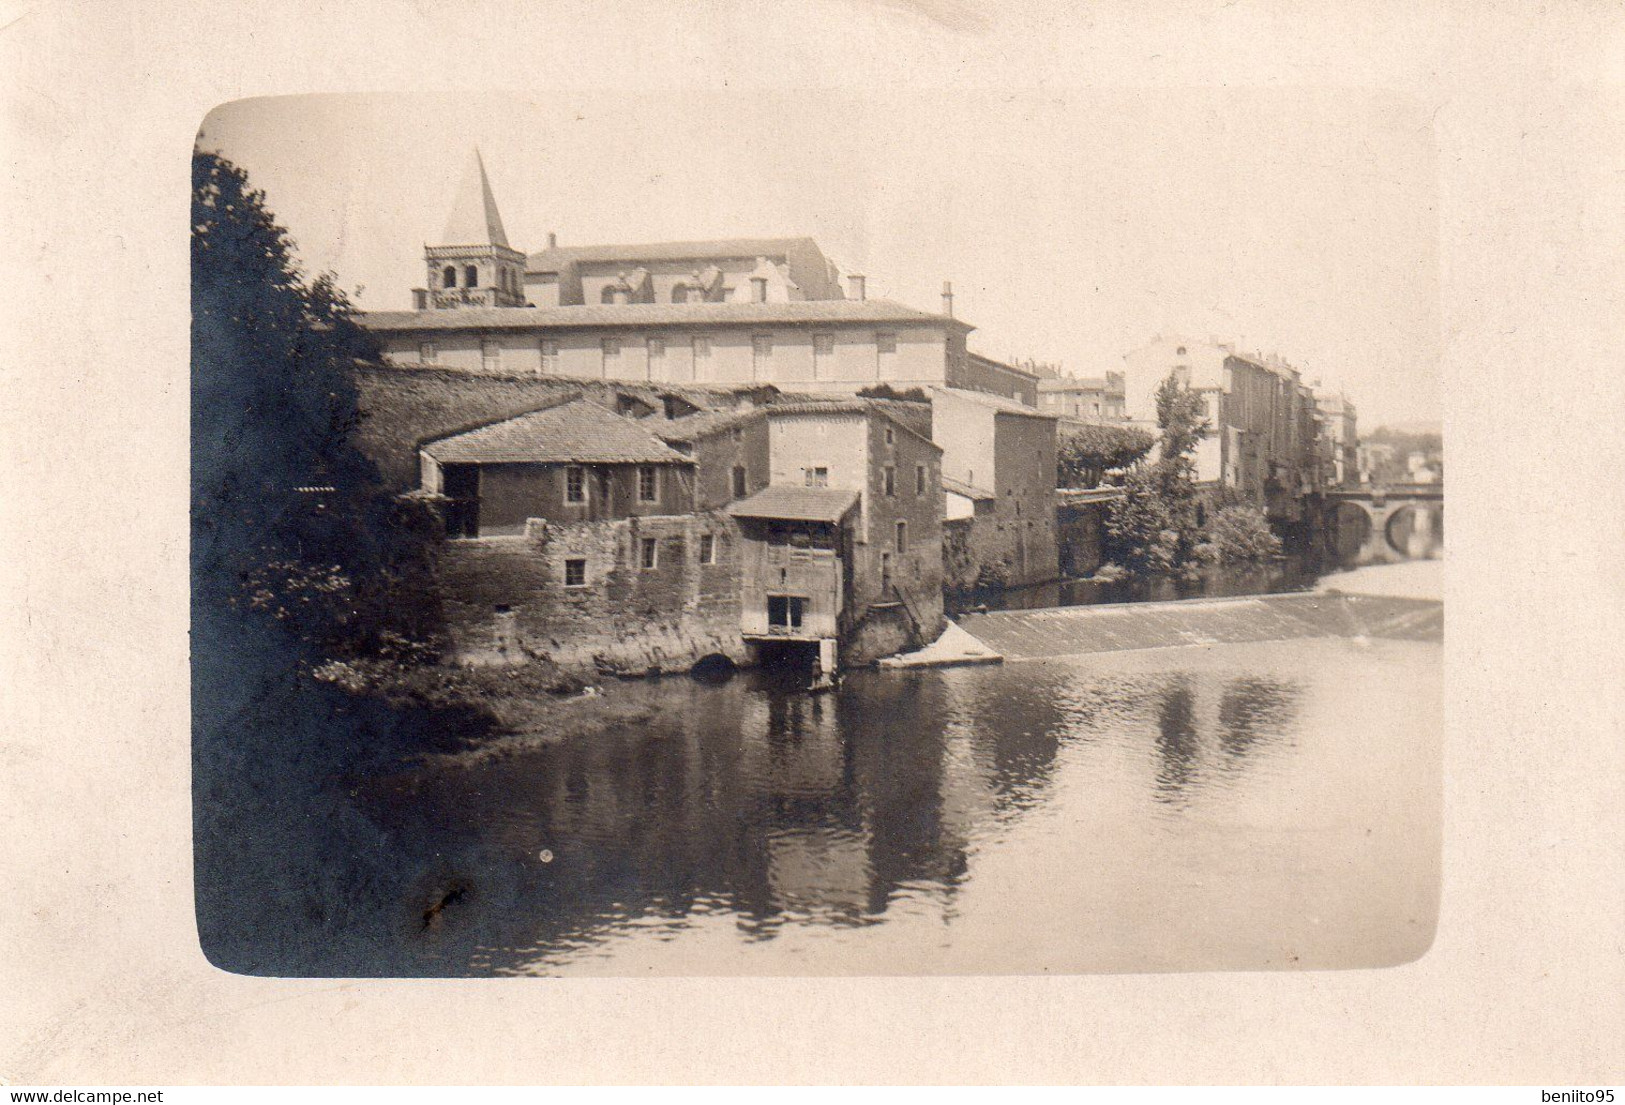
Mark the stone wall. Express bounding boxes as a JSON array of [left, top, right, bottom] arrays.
[[942, 516, 977, 594], [436, 512, 746, 676], [1057, 499, 1109, 578]]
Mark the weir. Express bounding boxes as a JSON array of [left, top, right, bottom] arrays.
[[954, 591, 1442, 662]]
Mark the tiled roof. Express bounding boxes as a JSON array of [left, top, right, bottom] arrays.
[[943, 476, 996, 501], [725, 485, 861, 524], [765, 400, 941, 451], [358, 298, 968, 332], [525, 236, 816, 271], [932, 386, 1056, 419], [653, 409, 766, 443], [423, 398, 693, 465]]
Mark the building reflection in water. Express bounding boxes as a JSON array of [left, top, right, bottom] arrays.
[[358, 657, 1307, 974]]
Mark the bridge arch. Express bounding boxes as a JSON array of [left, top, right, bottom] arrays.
[[1322, 487, 1444, 566]]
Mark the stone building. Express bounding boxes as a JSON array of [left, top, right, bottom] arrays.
[[362, 150, 1038, 405], [930, 387, 1059, 591], [412, 396, 748, 672], [1121, 336, 1326, 524], [725, 400, 945, 672], [1313, 387, 1360, 488], [1036, 371, 1126, 422]]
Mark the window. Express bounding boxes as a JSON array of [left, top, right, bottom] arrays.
[[647, 336, 665, 360], [915, 464, 926, 495], [564, 466, 586, 503], [880, 551, 893, 592], [895, 520, 908, 553], [672, 285, 690, 304], [693, 334, 712, 359], [767, 595, 804, 630], [640, 537, 658, 570], [750, 276, 768, 302], [752, 333, 773, 377], [419, 341, 437, 363], [465, 265, 478, 288], [699, 533, 716, 565], [883, 465, 895, 497], [481, 339, 501, 370], [731, 465, 747, 499], [1176, 346, 1187, 356], [441, 265, 456, 289], [540, 337, 558, 372], [564, 558, 587, 587], [885, 426, 895, 445], [804, 466, 828, 488], [637, 465, 659, 502]]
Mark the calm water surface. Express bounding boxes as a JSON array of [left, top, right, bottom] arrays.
[[361, 634, 1440, 975]]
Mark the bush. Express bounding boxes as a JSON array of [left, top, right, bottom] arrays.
[[1197, 504, 1282, 564]]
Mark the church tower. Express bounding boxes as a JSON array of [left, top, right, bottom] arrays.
[[413, 148, 527, 310]]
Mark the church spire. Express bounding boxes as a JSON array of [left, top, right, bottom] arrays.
[[415, 148, 527, 310], [440, 147, 510, 249]]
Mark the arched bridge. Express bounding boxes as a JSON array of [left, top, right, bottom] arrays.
[[1323, 484, 1443, 565]]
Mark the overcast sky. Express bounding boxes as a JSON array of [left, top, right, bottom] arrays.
[[199, 90, 1440, 428]]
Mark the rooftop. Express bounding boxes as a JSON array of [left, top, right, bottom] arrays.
[[526, 236, 819, 271], [1038, 376, 1121, 393], [943, 476, 996, 501], [359, 298, 969, 332], [765, 399, 942, 450], [423, 397, 693, 465], [724, 485, 861, 525], [652, 408, 766, 444], [932, 386, 1056, 419]]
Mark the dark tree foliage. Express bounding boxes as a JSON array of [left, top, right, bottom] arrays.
[[856, 383, 929, 402], [1056, 422, 1154, 488], [192, 148, 440, 663], [1104, 373, 1210, 574], [192, 149, 465, 976]]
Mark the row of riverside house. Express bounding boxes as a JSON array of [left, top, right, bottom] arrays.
[[351, 150, 1061, 682], [350, 149, 1354, 682]]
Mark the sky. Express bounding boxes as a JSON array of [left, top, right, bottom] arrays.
[[198, 90, 1441, 428]]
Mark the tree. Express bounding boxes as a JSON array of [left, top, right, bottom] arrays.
[[192, 147, 439, 663], [1056, 422, 1154, 488], [1195, 503, 1282, 564], [1103, 373, 1210, 574]]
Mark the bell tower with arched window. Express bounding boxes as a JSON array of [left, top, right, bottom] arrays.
[[412, 148, 527, 310]]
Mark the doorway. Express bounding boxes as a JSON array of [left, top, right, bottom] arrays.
[[442, 464, 480, 538]]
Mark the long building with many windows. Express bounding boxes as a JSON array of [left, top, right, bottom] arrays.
[[359, 149, 1038, 404]]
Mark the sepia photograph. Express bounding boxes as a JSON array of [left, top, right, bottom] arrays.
[[9, 0, 1625, 1089], [192, 89, 1443, 978]]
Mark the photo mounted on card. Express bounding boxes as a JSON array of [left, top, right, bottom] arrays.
[[191, 90, 1442, 977]]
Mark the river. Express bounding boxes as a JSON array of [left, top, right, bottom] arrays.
[[354, 628, 1440, 976]]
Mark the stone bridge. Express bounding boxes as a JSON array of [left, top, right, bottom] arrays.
[[1323, 484, 1444, 565]]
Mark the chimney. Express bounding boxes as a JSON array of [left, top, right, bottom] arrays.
[[847, 274, 866, 301], [547, 231, 557, 249], [941, 280, 954, 318]]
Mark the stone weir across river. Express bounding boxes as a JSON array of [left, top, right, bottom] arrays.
[[951, 592, 1442, 662]]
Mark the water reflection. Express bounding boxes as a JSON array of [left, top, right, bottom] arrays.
[[353, 648, 1342, 976]]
